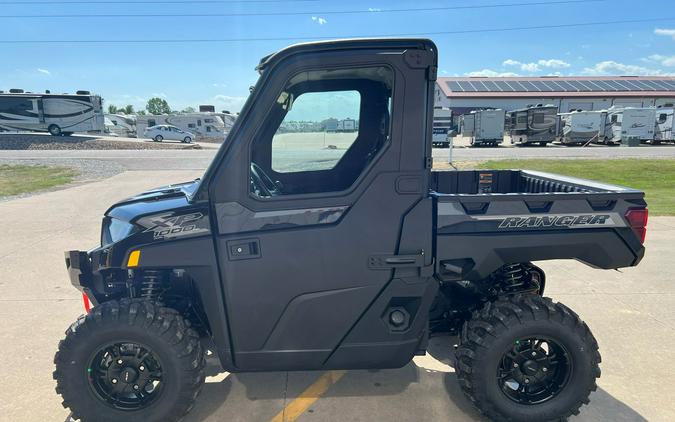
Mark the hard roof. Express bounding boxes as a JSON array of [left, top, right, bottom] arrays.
[[437, 76, 675, 98]]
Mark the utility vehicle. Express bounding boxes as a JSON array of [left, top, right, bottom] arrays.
[[55, 39, 648, 422]]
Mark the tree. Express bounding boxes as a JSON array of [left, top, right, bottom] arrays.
[[146, 97, 171, 115], [122, 105, 134, 114], [136, 110, 147, 116], [182, 106, 195, 113], [107, 104, 118, 114]]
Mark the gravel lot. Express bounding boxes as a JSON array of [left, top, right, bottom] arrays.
[[0, 133, 201, 150]]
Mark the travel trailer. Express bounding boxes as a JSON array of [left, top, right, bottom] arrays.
[[558, 110, 605, 145], [460, 109, 505, 147], [432, 107, 453, 147], [0, 89, 104, 135], [506, 104, 558, 146], [654, 108, 674, 143], [603, 107, 656, 144], [136, 113, 227, 141], [104, 113, 136, 137]]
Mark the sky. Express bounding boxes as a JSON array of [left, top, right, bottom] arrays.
[[1, 0, 674, 114]]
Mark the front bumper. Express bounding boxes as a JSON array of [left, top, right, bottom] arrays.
[[65, 250, 94, 290]]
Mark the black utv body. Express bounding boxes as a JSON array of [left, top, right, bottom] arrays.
[[55, 39, 648, 422]]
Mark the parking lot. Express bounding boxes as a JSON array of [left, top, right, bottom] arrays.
[[1, 159, 674, 421]]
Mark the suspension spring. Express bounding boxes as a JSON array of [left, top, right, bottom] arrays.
[[499, 263, 526, 288], [140, 270, 164, 300]]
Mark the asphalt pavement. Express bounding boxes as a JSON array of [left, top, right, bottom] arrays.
[[0, 169, 673, 421]]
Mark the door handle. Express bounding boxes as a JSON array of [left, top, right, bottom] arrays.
[[369, 252, 424, 269], [227, 238, 261, 261], [385, 257, 417, 265]]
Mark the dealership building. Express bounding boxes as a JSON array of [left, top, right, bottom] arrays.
[[434, 76, 675, 117]]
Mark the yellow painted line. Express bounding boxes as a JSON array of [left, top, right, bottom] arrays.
[[270, 370, 346, 422]]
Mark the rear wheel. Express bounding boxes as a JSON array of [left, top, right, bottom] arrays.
[[154, 135, 163, 142], [48, 124, 62, 136], [183, 136, 192, 143], [455, 295, 600, 422], [54, 300, 205, 422]]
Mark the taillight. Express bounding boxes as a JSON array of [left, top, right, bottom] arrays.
[[625, 208, 648, 244]]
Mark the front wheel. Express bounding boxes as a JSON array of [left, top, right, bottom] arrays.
[[54, 300, 205, 422], [455, 295, 600, 422]]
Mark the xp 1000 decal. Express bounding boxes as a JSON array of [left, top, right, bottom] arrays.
[[138, 212, 210, 240]]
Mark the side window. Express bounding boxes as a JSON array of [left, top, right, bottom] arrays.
[[611, 115, 618, 123], [249, 66, 393, 198], [148, 119, 156, 127], [533, 113, 545, 124], [272, 91, 360, 173], [658, 113, 667, 124]]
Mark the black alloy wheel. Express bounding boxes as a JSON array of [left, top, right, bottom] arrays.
[[497, 336, 572, 405], [88, 341, 164, 410]]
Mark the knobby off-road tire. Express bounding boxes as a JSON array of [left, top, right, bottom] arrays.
[[455, 295, 601, 422], [54, 299, 205, 422]]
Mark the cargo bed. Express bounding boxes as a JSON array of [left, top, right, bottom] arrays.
[[430, 170, 646, 281]]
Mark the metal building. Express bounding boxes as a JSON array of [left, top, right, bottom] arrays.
[[435, 76, 675, 118]]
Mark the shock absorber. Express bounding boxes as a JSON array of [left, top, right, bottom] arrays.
[[498, 263, 527, 291], [140, 270, 164, 300]]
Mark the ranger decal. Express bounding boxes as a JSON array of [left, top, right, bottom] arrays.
[[497, 214, 615, 229]]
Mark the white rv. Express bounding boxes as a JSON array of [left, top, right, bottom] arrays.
[[432, 107, 453, 147], [460, 109, 505, 147], [136, 113, 227, 141], [654, 108, 674, 143], [558, 110, 605, 145], [104, 113, 137, 137], [0, 89, 104, 136], [603, 107, 656, 144], [506, 104, 558, 146]]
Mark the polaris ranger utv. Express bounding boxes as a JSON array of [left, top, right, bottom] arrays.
[[55, 39, 648, 422]]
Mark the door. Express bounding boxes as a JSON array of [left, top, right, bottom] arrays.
[[208, 40, 437, 371]]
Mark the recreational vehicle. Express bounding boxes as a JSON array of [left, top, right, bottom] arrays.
[[506, 104, 558, 146], [603, 107, 656, 144], [654, 108, 674, 143], [432, 107, 453, 147], [460, 109, 505, 147], [104, 113, 137, 137], [136, 113, 227, 141], [558, 110, 605, 145], [336, 118, 357, 132], [0, 89, 104, 135]]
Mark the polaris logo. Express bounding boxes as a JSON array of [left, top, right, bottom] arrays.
[[498, 214, 613, 229]]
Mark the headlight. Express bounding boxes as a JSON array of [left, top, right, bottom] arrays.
[[101, 217, 136, 245]]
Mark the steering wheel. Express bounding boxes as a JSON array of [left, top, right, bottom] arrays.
[[250, 162, 280, 197]]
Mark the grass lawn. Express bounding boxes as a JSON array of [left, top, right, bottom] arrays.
[[478, 159, 675, 216], [0, 164, 79, 197]]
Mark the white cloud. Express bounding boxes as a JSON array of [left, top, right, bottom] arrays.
[[646, 54, 675, 67], [212, 83, 228, 88], [311, 16, 327, 25], [537, 59, 570, 69], [654, 28, 675, 41], [503, 58, 570, 73], [213, 95, 247, 111], [368, 7, 382, 12], [37, 68, 51, 76], [582, 60, 674, 76], [466, 69, 520, 77]]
